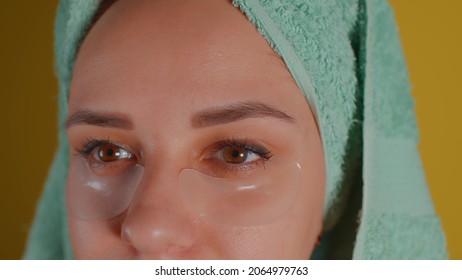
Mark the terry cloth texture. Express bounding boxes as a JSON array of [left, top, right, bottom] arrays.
[[24, 0, 448, 259]]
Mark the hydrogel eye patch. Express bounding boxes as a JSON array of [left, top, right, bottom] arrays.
[[66, 156, 144, 220], [67, 156, 301, 226], [178, 157, 301, 226]]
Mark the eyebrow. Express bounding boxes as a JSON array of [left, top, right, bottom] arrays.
[[65, 110, 134, 130], [65, 101, 295, 130], [191, 101, 295, 128]]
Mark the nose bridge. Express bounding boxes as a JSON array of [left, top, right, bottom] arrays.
[[120, 163, 196, 255]]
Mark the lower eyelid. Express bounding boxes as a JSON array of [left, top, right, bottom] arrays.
[[87, 157, 138, 176], [223, 161, 262, 176], [201, 157, 264, 177]]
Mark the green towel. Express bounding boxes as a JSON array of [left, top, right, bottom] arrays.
[[24, 0, 448, 259]]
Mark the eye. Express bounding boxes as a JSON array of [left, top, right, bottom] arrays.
[[219, 145, 260, 164], [75, 138, 137, 176], [93, 143, 133, 162], [202, 138, 273, 178]]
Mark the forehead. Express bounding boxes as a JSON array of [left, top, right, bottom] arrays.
[[70, 0, 306, 122]]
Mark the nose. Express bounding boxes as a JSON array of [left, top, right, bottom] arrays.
[[120, 166, 196, 257]]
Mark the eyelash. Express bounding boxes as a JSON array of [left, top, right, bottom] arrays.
[[209, 137, 272, 160], [74, 137, 273, 174], [76, 137, 116, 158]]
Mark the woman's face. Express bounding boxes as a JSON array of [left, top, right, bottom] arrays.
[[66, 0, 325, 259]]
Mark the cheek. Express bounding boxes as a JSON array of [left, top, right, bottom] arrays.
[[69, 216, 135, 259], [69, 219, 102, 259], [203, 212, 319, 259]]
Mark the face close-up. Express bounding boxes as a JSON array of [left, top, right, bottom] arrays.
[[66, 0, 326, 259]]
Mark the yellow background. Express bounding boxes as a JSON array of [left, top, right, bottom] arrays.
[[0, 0, 460, 259]]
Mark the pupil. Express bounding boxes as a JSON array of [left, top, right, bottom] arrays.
[[106, 149, 114, 157], [231, 149, 240, 158]]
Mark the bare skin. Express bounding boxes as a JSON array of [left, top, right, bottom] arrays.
[[66, 0, 326, 259]]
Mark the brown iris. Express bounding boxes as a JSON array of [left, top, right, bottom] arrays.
[[97, 144, 121, 162], [222, 145, 247, 164]]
